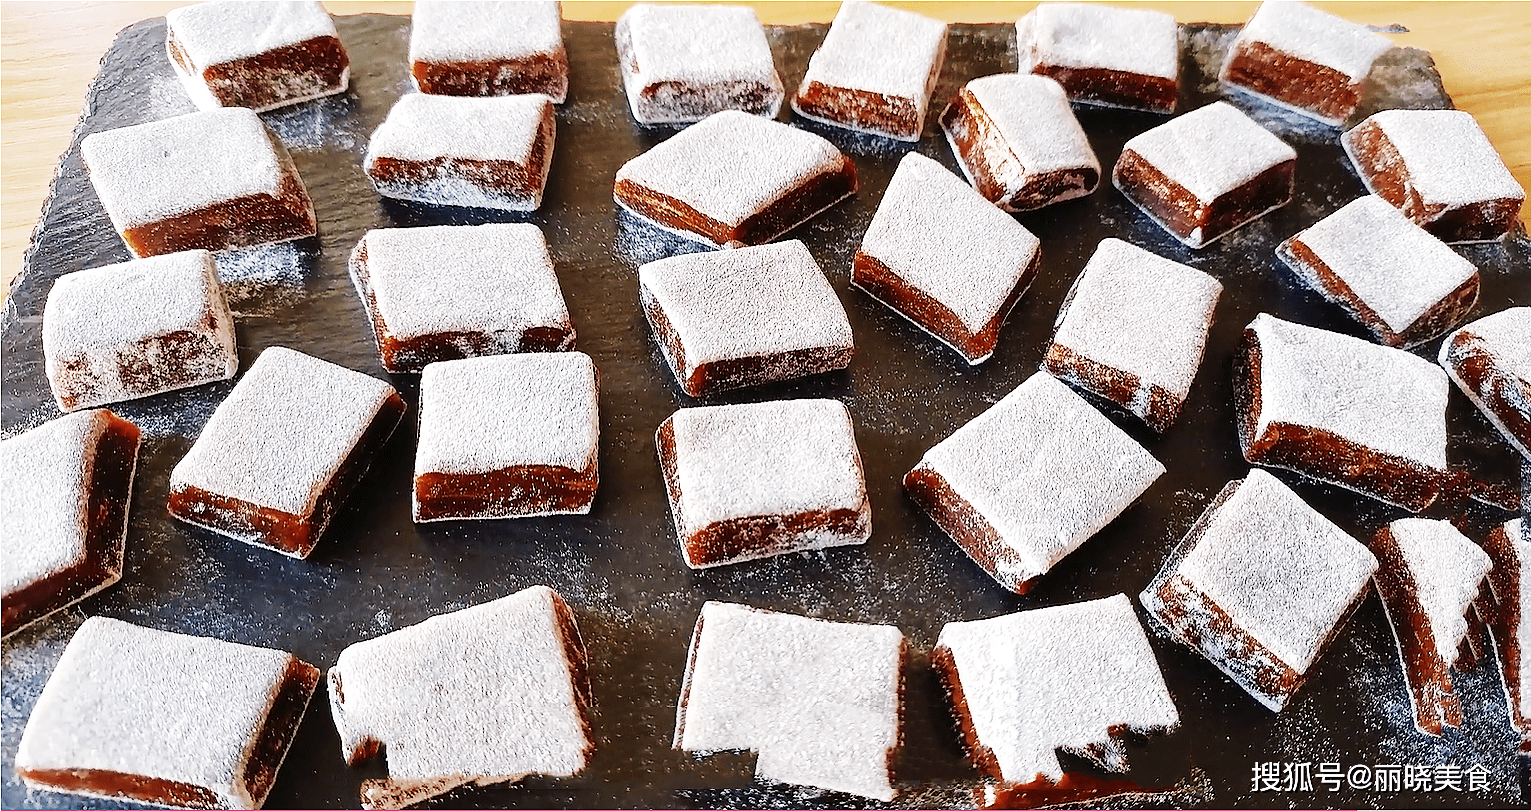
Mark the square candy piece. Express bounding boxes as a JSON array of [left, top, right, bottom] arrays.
[[1015, 3, 1179, 112], [933, 594, 1179, 787], [1, 410, 139, 639], [168, 347, 406, 558], [165, 0, 349, 112], [639, 240, 852, 397], [1141, 469, 1378, 711], [1479, 519, 1530, 751], [349, 223, 575, 374], [43, 250, 237, 412], [792, 0, 946, 141], [328, 586, 593, 809], [1045, 238, 1223, 433], [1235, 313, 1450, 512], [1112, 101, 1296, 249], [616, 4, 784, 124], [81, 107, 316, 258], [1220, 1, 1393, 125], [941, 74, 1101, 212], [675, 601, 905, 801], [1343, 109, 1526, 243], [15, 617, 319, 810], [414, 353, 599, 522], [613, 110, 856, 247], [409, 0, 568, 101], [905, 372, 1165, 594], [364, 93, 556, 211], [657, 399, 870, 569], [1278, 195, 1480, 348], [1439, 307, 1531, 459], [854, 153, 1041, 365]]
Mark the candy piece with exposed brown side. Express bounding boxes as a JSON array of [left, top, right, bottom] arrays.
[[1234, 313, 1450, 512], [613, 110, 856, 247], [166, 0, 349, 112], [1015, 2, 1178, 113], [854, 153, 1039, 366], [328, 586, 594, 810], [1370, 518, 1492, 736], [657, 399, 869, 569], [1439, 307, 1531, 460], [933, 594, 1179, 795], [1277, 195, 1480, 349], [1141, 469, 1378, 711], [1343, 109, 1526, 243], [905, 372, 1164, 594], [15, 617, 319, 810], [81, 108, 316, 258], [1112, 101, 1295, 249], [615, 4, 782, 124], [1044, 238, 1221, 433], [349, 224, 574, 374], [414, 353, 598, 522], [1, 410, 139, 639], [791, 0, 946, 142], [364, 93, 556, 211], [941, 74, 1100, 212], [1476, 519, 1530, 754], [167, 347, 405, 558], [1219, 1, 1393, 125], [409, 1, 567, 101], [674, 601, 905, 801]]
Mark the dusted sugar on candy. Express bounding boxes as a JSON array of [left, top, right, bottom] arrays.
[[1439, 307, 1531, 459], [15, 617, 319, 810], [410, 0, 568, 101], [166, 0, 349, 112], [1234, 313, 1450, 512], [657, 399, 870, 569], [1, 410, 139, 639], [940, 74, 1101, 211], [616, 4, 783, 124], [81, 107, 316, 258], [1112, 101, 1295, 249], [327, 586, 594, 809], [1478, 519, 1530, 753], [639, 240, 852, 397], [905, 372, 1165, 594], [43, 250, 237, 411], [1141, 469, 1378, 711], [1278, 195, 1480, 348], [613, 110, 856, 247], [167, 346, 406, 558], [674, 601, 905, 800], [853, 152, 1041, 365], [1220, 1, 1393, 125], [364, 93, 556, 211], [349, 223, 574, 374], [791, 0, 947, 141], [414, 353, 598, 522], [1015, 2, 1179, 112], [1045, 239, 1222, 433]]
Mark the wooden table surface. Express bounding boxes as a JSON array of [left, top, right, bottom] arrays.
[[2, 1, 1527, 305]]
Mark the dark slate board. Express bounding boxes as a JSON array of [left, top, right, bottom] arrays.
[[2, 14, 1528, 810]]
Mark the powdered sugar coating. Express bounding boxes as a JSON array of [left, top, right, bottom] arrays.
[[1449, 307, 1531, 382], [936, 594, 1179, 785], [614, 110, 847, 230], [1228, 1, 1393, 83], [1356, 109, 1526, 210], [1388, 518, 1491, 665], [1051, 238, 1222, 410], [1482, 519, 1529, 726], [964, 74, 1100, 181], [1247, 313, 1450, 472], [170, 346, 399, 517], [328, 586, 591, 795], [858, 153, 1041, 338], [166, 1, 338, 67], [1281, 195, 1478, 338], [15, 616, 312, 810], [409, 1, 562, 64], [1120, 101, 1296, 205], [676, 601, 904, 801], [616, 4, 783, 123], [916, 372, 1165, 587], [798, 0, 946, 103], [365, 93, 548, 165], [1439, 306, 1531, 458], [1016, 3, 1178, 80]]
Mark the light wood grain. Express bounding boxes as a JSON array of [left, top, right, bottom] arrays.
[[3, 2, 1527, 305]]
